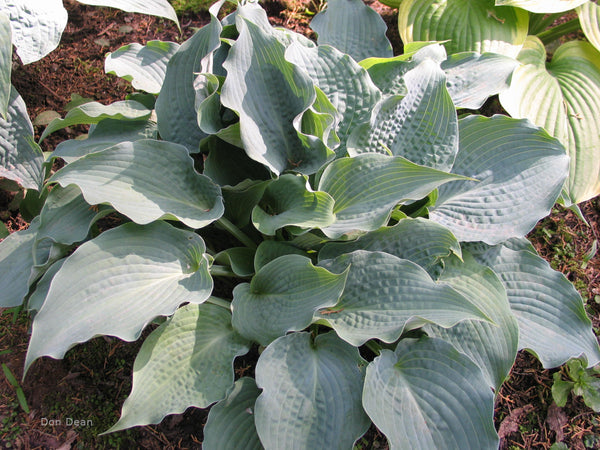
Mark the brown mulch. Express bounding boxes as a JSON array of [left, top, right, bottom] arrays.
[[1, 1, 600, 449]]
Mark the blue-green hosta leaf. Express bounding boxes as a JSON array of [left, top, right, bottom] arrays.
[[221, 16, 333, 175], [107, 303, 250, 432], [0, 13, 11, 118], [398, 0, 529, 57], [25, 221, 213, 371], [255, 332, 370, 450], [40, 100, 152, 142], [253, 240, 308, 273], [36, 184, 111, 245], [475, 244, 600, 368], [429, 115, 569, 244], [348, 59, 459, 172], [27, 258, 65, 312], [363, 337, 498, 450], [499, 37, 600, 204], [214, 247, 255, 277], [310, 0, 392, 61], [231, 255, 348, 345], [155, 1, 224, 152], [285, 42, 381, 157], [441, 52, 518, 109], [317, 153, 468, 239], [0, 218, 40, 307], [578, 2, 600, 53], [76, 0, 179, 26], [317, 251, 491, 347], [221, 180, 270, 228], [1, 0, 68, 64], [425, 252, 519, 389], [252, 174, 335, 236], [203, 378, 263, 450], [0, 86, 44, 190], [495, 0, 588, 13], [52, 119, 157, 163], [50, 139, 224, 229], [195, 72, 224, 135], [105, 41, 180, 94], [203, 139, 271, 187], [319, 217, 461, 275]]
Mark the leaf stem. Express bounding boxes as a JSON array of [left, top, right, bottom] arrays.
[[206, 296, 232, 310], [537, 18, 581, 45], [210, 265, 239, 278], [217, 217, 258, 250], [365, 340, 382, 356], [528, 13, 562, 36]]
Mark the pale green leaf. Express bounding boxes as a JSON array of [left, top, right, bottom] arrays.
[[429, 115, 569, 244], [317, 251, 491, 347], [25, 221, 213, 371], [398, 0, 529, 57], [40, 100, 152, 142], [499, 36, 600, 204], [0, 86, 44, 190], [310, 0, 392, 61], [475, 244, 600, 368], [0, 13, 11, 118], [578, 2, 600, 53], [255, 332, 370, 450], [203, 378, 263, 450], [105, 40, 180, 94], [347, 59, 459, 172], [318, 153, 468, 239], [76, 0, 179, 26], [221, 16, 333, 175], [251, 174, 335, 236], [1, 0, 68, 64], [425, 252, 519, 388], [231, 255, 348, 345], [107, 303, 250, 432], [363, 337, 498, 450], [495, 0, 588, 13], [50, 139, 224, 229]]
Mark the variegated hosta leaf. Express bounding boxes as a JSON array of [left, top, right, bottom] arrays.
[[474, 244, 600, 368], [255, 332, 370, 450], [36, 184, 111, 245], [347, 59, 459, 172], [203, 378, 263, 450], [221, 15, 333, 175], [76, 0, 179, 25], [495, 0, 589, 13], [285, 42, 381, 157], [251, 174, 335, 236], [0, 86, 44, 190], [105, 40, 180, 94], [1, 0, 68, 64], [363, 337, 499, 450], [319, 217, 461, 275], [316, 250, 492, 347], [0, 13, 11, 118], [429, 115, 569, 244], [40, 100, 152, 142], [310, 0, 392, 61], [50, 139, 224, 229], [0, 218, 40, 307], [499, 36, 600, 204], [317, 153, 468, 239], [25, 221, 213, 371], [578, 2, 600, 53], [155, 1, 224, 152], [231, 255, 348, 345], [425, 252, 519, 389], [398, 0, 529, 57], [52, 119, 157, 163], [107, 303, 250, 432]]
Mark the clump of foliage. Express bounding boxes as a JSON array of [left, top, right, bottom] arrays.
[[1, 0, 600, 448]]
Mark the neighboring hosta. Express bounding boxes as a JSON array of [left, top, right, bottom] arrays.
[[1, 1, 600, 448]]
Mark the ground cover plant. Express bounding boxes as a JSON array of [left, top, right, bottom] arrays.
[[1, 0, 600, 448]]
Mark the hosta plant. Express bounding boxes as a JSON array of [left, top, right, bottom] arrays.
[[1, 0, 600, 448]]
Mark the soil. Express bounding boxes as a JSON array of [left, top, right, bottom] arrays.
[[1, 1, 599, 449]]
